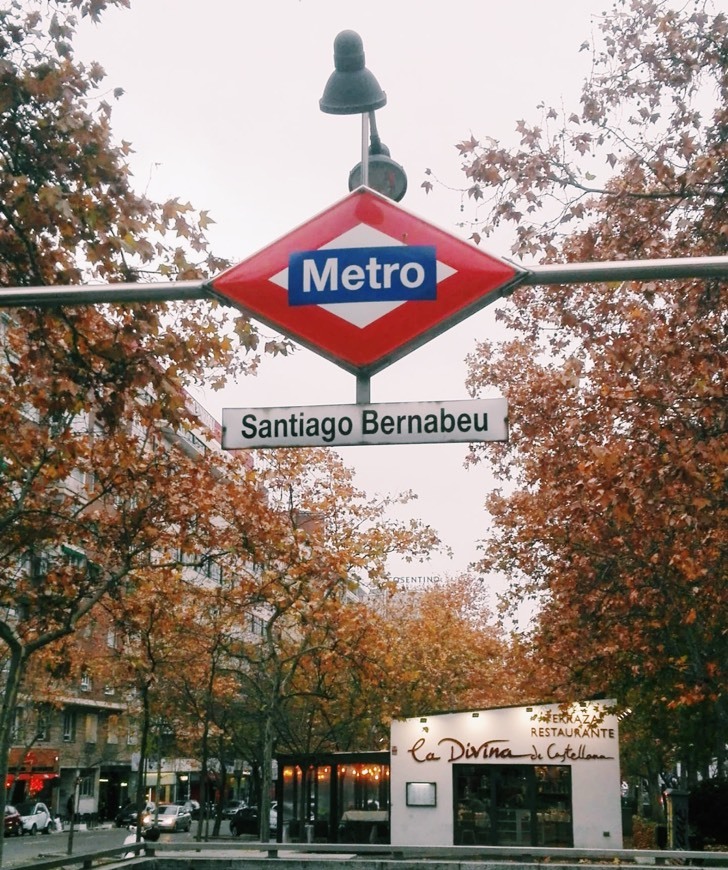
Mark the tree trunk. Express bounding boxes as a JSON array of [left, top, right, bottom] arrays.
[[0, 642, 25, 868], [195, 712, 211, 842], [212, 741, 226, 838], [258, 712, 274, 843], [134, 687, 152, 843]]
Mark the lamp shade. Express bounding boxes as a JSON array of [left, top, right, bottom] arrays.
[[319, 30, 387, 115]]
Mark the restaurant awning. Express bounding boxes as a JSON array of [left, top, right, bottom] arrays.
[[7, 747, 60, 773]]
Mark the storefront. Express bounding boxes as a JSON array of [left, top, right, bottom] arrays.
[[6, 748, 60, 807], [276, 751, 390, 843], [390, 701, 622, 849], [94, 764, 131, 822]]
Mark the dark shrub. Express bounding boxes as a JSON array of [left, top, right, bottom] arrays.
[[689, 779, 728, 846]]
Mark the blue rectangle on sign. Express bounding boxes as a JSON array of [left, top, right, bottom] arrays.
[[288, 245, 437, 305]]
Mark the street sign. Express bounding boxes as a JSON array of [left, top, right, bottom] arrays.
[[210, 188, 524, 376], [222, 398, 508, 449]]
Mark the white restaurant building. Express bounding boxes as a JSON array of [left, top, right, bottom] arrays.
[[389, 700, 622, 848]]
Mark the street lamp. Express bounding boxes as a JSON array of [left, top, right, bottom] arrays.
[[347, 111, 408, 202], [320, 30, 407, 201]]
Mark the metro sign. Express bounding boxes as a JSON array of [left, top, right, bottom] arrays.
[[210, 188, 525, 376]]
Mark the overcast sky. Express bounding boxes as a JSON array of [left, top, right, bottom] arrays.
[[74, 1, 610, 592]]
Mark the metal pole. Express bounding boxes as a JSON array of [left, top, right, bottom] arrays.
[[0, 280, 208, 308], [356, 374, 371, 405], [154, 722, 162, 827], [361, 112, 370, 188], [66, 773, 80, 855], [519, 255, 728, 286], [0, 257, 725, 309]]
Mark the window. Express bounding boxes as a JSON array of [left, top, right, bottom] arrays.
[[62, 545, 88, 571], [106, 628, 116, 649], [85, 713, 98, 744], [48, 411, 70, 438], [249, 614, 266, 637], [127, 722, 139, 745], [62, 710, 76, 742], [107, 715, 119, 744], [114, 490, 139, 510], [62, 546, 100, 586], [11, 707, 24, 742], [202, 557, 223, 583], [452, 764, 573, 848], [30, 553, 50, 583], [79, 773, 95, 797], [104, 685, 115, 696], [36, 707, 50, 742], [81, 468, 97, 491], [80, 672, 91, 692]]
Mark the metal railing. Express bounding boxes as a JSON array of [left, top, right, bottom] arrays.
[[144, 839, 728, 866], [7, 840, 728, 870], [4, 840, 144, 870]]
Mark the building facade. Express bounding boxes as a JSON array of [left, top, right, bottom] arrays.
[[390, 701, 622, 849], [7, 692, 132, 823], [272, 701, 621, 849], [4, 390, 253, 824]]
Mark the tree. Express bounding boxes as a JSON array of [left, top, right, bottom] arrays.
[[444, 0, 726, 803], [145, 553, 261, 841], [0, 3, 285, 862], [219, 446, 442, 841], [358, 575, 518, 723]]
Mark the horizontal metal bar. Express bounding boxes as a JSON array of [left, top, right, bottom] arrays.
[[0, 255, 725, 309], [0, 280, 209, 308], [148, 839, 728, 863], [521, 255, 728, 286]]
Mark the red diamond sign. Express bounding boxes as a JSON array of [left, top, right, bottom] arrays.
[[209, 188, 524, 376]]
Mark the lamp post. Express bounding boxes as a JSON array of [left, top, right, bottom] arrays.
[[151, 716, 173, 826], [66, 771, 80, 855], [320, 30, 407, 202], [347, 111, 408, 202]]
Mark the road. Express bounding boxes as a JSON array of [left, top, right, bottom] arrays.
[[0, 825, 204, 867]]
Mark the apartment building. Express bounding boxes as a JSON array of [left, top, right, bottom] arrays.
[[4, 383, 257, 823]]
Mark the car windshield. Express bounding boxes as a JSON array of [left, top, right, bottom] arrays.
[[15, 802, 34, 815], [160, 806, 178, 815]]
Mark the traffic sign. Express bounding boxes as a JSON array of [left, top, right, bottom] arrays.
[[222, 398, 508, 449], [210, 188, 525, 376]]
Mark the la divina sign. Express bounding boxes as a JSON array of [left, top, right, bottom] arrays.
[[407, 708, 617, 765], [389, 700, 623, 849]]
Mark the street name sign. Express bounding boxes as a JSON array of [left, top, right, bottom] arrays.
[[210, 187, 524, 376], [222, 398, 508, 449]]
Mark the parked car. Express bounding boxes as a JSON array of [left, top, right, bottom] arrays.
[[222, 799, 247, 820], [155, 803, 192, 832], [16, 801, 51, 835], [230, 805, 260, 837], [173, 799, 200, 820], [4, 805, 22, 837], [115, 800, 155, 829]]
